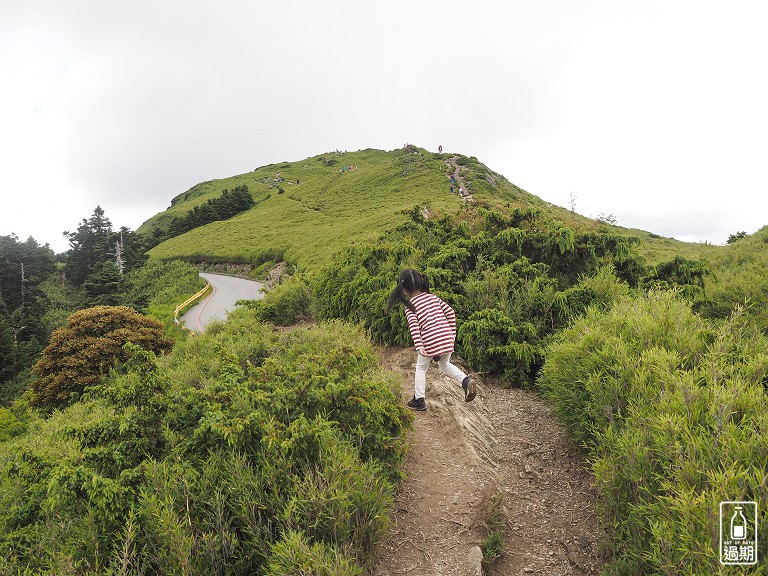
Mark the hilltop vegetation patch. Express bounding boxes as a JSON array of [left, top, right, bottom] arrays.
[[142, 146, 549, 272], [147, 185, 256, 247]]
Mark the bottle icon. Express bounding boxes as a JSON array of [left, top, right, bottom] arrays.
[[731, 506, 747, 540]]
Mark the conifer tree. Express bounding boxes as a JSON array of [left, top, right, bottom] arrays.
[[0, 304, 16, 385], [83, 261, 124, 305], [64, 206, 114, 285]]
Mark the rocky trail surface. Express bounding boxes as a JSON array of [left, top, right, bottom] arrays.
[[372, 348, 604, 576], [445, 156, 474, 202]]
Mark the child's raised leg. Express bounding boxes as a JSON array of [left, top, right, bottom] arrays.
[[437, 353, 476, 401]]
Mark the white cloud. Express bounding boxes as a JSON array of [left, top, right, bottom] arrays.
[[1, 0, 766, 253]]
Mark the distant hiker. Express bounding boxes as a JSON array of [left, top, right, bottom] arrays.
[[438, 145, 443, 153], [386, 268, 476, 411], [450, 185, 454, 194], [296, 179, 300, 185], [450, 176, 455, 184]]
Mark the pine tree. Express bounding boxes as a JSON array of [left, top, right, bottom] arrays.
[[0, 235, 56, 390], [0, 303, 16, 385], [64, 206, 114, 285], [84, 261, 124, 305]]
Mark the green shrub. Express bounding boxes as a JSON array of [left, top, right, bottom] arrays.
[[539, 292, 768, 574], [539, 290, 710, 447], [281, 435, 392, 567], [561, 265, 631, 319], [0, 407, 26, 441], [31, 306, 174, 408], [249, 319, 411, 478], [136, 454, 278, 574], [480, 531, 503, 573], [458, 308, 539, 385], [267, 531, 363, 576], [696, 227, 768, 333], [479, 490, 505, 573], [244, 275, 314, 325], [73, 344, 171, 479], [315, 204, 645, 386], [0, 400, 115, 572], [1, 313, 409, 574]]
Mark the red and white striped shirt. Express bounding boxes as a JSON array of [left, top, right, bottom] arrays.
[[404, 292, 457, 356]]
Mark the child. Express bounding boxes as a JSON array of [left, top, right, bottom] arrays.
[[386, 268, 476, 411]]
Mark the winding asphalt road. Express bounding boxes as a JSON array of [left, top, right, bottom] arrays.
[[180, 272, 265, 332]]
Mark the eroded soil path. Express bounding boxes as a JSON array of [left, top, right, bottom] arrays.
[[372, 348, 604, 576], [445, 156, 474, 202]]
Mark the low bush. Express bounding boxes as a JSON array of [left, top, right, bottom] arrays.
[[267, 530, 363, 576], [0, 311, 410, 575], [539, 291, 768, 574], [30, 306, 174, 408], [696, 226, 768, 334], [458, 308, 539, 385], [242, 274, 314, 325], [0, 407, 26, 442]]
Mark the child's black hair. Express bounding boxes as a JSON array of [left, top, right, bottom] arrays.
[[386, 268, 431, 313]]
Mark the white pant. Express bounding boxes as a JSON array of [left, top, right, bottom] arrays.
[[414, 352, 467, 399]]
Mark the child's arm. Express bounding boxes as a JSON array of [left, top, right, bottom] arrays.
[[440, 299, 457, 338], [404, 308, 425, 352]]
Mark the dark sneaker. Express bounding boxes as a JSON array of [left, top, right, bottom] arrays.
[[462, 376, 476, 402], [407, 396, 426, 411]]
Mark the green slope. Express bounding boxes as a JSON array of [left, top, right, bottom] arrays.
[[142, 146, 598, 272], [143, 147, 463, 271], [141, 145, 723, 272]]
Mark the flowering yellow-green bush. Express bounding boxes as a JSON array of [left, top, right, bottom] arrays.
[[31, 305, 173, 407], [32, 306, 173, 406]]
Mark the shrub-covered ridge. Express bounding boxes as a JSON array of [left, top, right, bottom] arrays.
[[314, 203, 642, 386]]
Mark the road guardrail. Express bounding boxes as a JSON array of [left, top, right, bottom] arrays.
[[173, 282, 212, 327]]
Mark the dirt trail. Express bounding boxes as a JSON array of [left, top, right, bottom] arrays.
[[372, 348, 603, 576], [445, 157, 474, 202]]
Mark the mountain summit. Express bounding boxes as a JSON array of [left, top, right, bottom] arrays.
[[139, 146, 602, 271]]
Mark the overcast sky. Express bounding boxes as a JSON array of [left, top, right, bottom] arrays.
[[2, 1, 766, 254]]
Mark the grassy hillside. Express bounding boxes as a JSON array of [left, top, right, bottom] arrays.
[[143, 146, 722, 273], [147, 146, 709, 272], [699, 225, 768, 331], [143, 147, 468, 271]]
